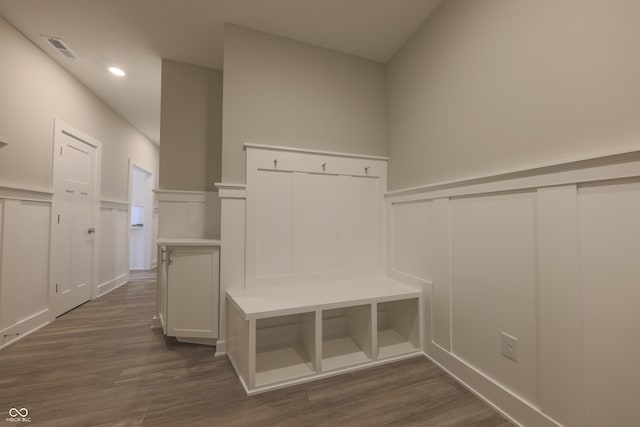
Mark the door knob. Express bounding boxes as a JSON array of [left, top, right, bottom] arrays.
[[88, 227, 96, 234]]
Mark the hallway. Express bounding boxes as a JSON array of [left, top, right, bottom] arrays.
[[0, 273, 509, 426]]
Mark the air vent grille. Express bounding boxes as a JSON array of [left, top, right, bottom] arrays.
[[42, 36, 79, 60]]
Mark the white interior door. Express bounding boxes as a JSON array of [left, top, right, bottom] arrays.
[[51, 130, 97, 316]]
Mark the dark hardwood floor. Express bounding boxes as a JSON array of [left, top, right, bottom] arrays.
[[0, 271, 511, 426]]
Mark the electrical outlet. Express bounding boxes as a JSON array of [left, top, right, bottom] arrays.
[[501, 332, 518, 362]]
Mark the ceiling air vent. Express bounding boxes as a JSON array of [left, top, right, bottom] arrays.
[[42, 36, 78, 60]]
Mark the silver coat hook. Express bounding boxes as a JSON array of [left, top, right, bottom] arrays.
[[365, 166, 370, 175], [274, 158, 278, 169], [322, 162, 327, 172]]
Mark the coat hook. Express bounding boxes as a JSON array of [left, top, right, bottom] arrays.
[[274, 158, 278, 169], [322, 162, 327, 172], [365, 166, 370, 175]]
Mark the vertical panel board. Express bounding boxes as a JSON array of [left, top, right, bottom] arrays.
[[450, 192, 537, 403], [0, 199, 9, 330], [158, 201, 188, 238], [98, 208, 113, 285], [114, 209, 128, 277], [340, 176, 380, 271], [186, 202, 207, 238], [578, 180, 640, 427], [1, 200, 50, 324], [536, 186, 582, 427], [293, 173, 339, 274], [431, 198, 451, 350], [256, 170, 293, 277], [392, 200, 431, 280]]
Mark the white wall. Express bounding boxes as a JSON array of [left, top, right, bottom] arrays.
[[388, 155, 640, 427], [0, 16, 158, 200], [222, 24, 387, 184], [386, 0, 640, 190], [160, 59, 222, 192]]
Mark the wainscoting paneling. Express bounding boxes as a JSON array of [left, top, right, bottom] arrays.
[[431, 198, 451, 350], [450, 192, 537, 404], [98, 208, 112, 285], [0, 199, 51, 346], [578, 179, 640, 427], [387, 150, 640, 426], [156, 190, 220, 240], [536, 185, 582, 427], [114, 210, 128, 279], [391, 200, 431, 282], [158, 201, 188, 238], [98, 205, 129, 296]]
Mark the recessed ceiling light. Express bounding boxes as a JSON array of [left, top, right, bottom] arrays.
[[108, 67, 126, 77]]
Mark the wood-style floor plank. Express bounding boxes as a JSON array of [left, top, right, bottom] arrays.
[[0, 271, 511, 426]]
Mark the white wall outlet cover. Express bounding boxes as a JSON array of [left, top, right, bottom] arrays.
[[501, 332, 518, 362]]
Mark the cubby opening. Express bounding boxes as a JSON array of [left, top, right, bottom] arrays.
[[377, 298, 420, 359], [255, 312, 316, 386], [322, 305, 372, 371]]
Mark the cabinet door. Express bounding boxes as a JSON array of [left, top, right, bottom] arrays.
[[167, 246, 220, 339]]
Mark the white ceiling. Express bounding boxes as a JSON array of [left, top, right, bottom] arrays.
[[0, 0, 442, 144]]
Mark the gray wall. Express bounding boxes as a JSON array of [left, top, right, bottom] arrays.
[[159, 59, 222, 191], [222, 24, 387, 184], [387, 0, 640, 190], [0, 16, 158, 201]]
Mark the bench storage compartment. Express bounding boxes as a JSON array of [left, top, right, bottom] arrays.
[[226, 277, 422, 394]]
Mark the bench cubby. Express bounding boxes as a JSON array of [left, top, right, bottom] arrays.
[[376, 298, 420, 359], [226, 277, 422, 394], [255, 313, 317, 386], [321, 305, 372, 371]]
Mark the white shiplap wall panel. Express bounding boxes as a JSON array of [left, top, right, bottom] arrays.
[[579, 180, 640, 427]]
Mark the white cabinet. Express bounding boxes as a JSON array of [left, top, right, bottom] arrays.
[[157, 239, 220, 344]]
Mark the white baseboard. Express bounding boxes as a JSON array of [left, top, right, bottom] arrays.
[[0, 309, 51, 350], [423, 346, 560, 427], [96, 273, 129, 298], [214, 339, 226, 357]]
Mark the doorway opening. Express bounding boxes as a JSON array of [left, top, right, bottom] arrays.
[[129, 164, 154, 272]]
